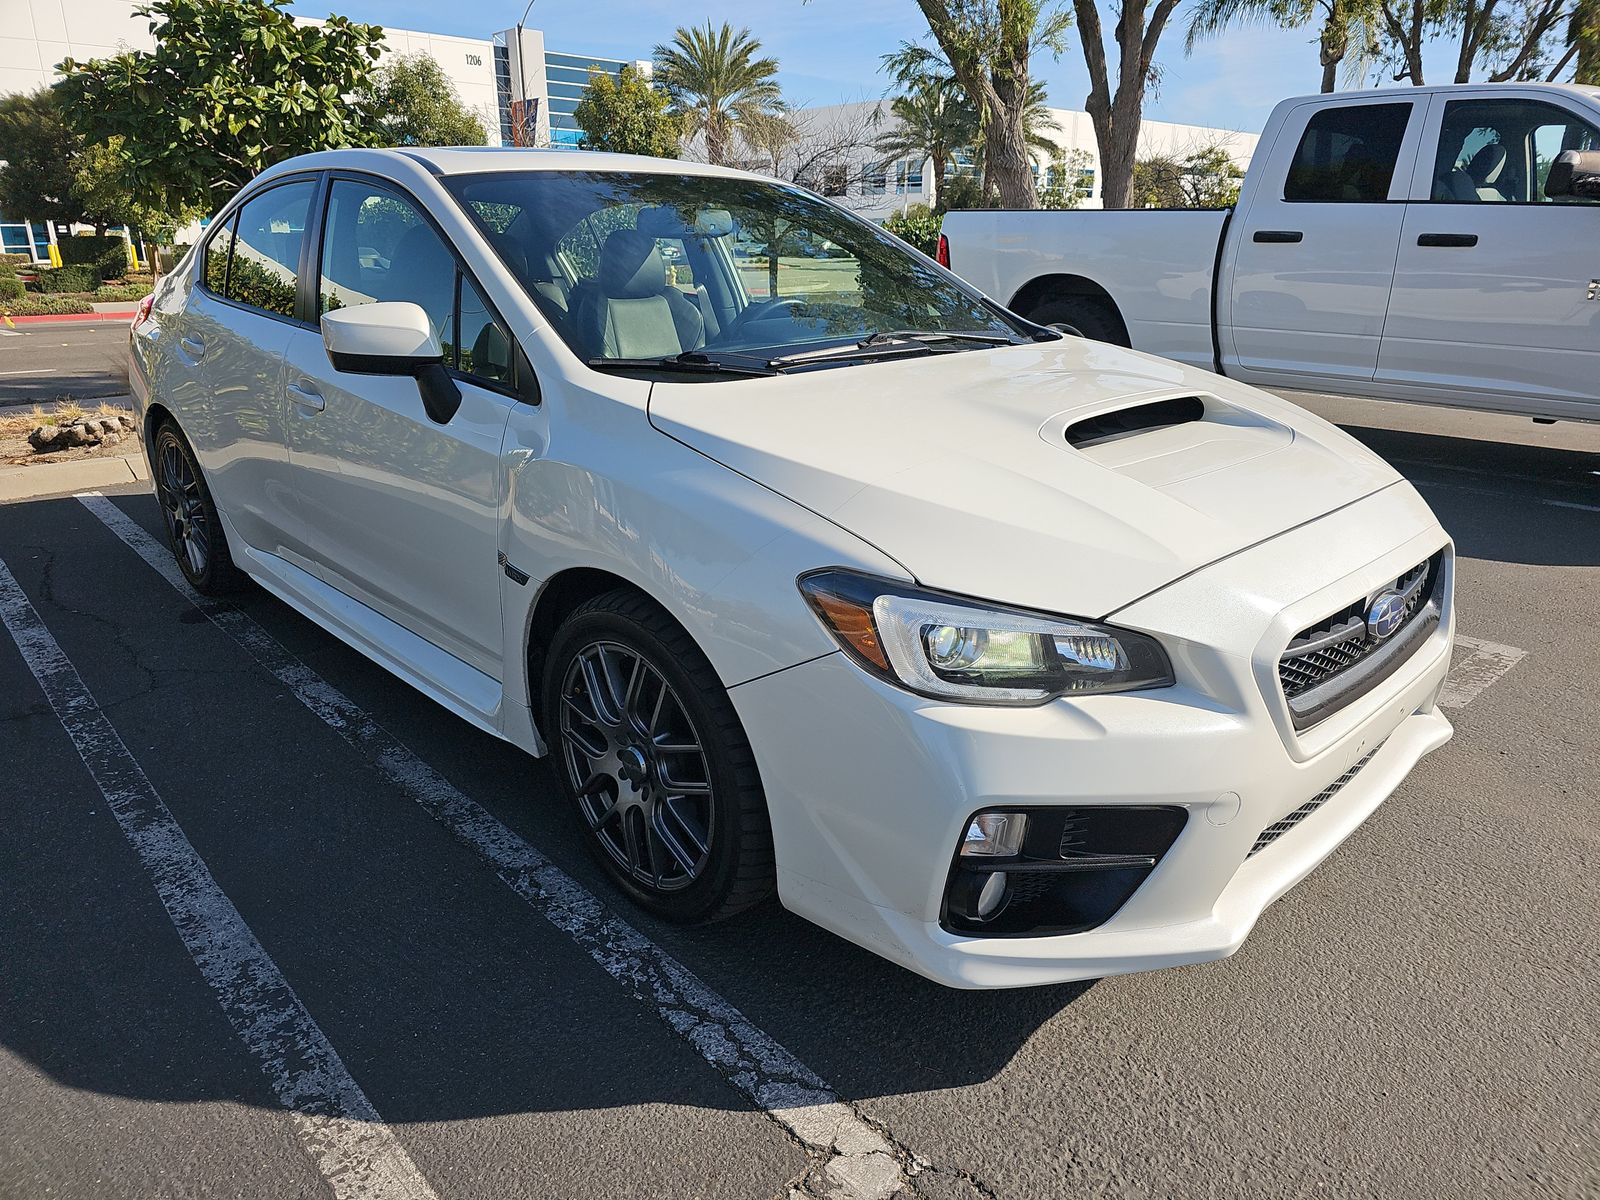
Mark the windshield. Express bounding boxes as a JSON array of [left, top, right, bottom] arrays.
[[441, 169, 1025, 371]]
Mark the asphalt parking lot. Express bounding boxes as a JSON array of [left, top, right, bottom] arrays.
[[1, 394, 1596, 1199], [0, 323, 130, 406]]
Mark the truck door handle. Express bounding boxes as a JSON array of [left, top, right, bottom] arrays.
[[1417, 233, 1478, 247], [287, 381, 325, 413], [1253, 230, 1303, 243]]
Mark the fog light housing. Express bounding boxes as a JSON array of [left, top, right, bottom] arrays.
[[941, 805, 1188, 937], [961, 812, 1027, 857]]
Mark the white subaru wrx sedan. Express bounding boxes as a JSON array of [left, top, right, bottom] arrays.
[[130, 148, 1455, 989]]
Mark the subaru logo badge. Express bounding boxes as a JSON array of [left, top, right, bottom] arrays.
[[1366, 590, 1407, 641]]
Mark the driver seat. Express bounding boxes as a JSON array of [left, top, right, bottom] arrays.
[[578, 230, 704, 359]]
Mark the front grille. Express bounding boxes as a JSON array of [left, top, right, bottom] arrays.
[[1278, 552, 1444, 729], [1248, 742, 1383, 857]]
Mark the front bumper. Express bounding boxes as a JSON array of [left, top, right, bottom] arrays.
[[730, 483, 1455, 988]]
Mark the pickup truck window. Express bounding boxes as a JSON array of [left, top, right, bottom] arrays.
[[1284, 103, 1412, 203], [1431, 99, 1600, 204]]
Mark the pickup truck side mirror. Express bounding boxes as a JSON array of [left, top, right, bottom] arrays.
[[1544, 149, 1600, 200], [321, 301, 462, 425]]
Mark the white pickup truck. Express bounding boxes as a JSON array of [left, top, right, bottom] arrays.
[[944, 83, 1600, 423]]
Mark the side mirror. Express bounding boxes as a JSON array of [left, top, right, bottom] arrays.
[[1544, 149, 1600, 200], [321, 301, 461, 424]]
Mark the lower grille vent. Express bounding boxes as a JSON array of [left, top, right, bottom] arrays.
[[1248, 742, 1384, 857]]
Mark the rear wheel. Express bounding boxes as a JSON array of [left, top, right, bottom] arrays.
[[1028, 296, 1128, 346], [542, 590, 775, 924], [153, 421, 244, 595]]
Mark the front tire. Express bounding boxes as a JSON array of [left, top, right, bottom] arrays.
[[152, 421, 245, 595], [542, 590, 775, 924]]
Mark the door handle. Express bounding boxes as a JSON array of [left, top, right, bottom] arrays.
[[287, 381, 325, 413], [1417, 233, 1478, 247], [178, 335, 205, 358], [1253, 230, 1304, 243]]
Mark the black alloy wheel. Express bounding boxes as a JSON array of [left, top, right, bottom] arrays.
[[543, 590, 775, 924], [153, 422, 243, 594]]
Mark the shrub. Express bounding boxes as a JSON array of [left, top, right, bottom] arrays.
[[94, 283, 150, 303], [1, 296, 96, 316], [882, 204, 943, 258], [0, 275, 23, 301], [0, 252, 31, 270], [37, 264, 100, 293], [57, 235, 132, 281]]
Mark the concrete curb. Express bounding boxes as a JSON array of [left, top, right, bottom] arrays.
[[0, 452, 148, 503]]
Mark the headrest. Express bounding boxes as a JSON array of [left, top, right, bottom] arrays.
[[1466, 143, 1507, 185], [599, 229, 665, 298]]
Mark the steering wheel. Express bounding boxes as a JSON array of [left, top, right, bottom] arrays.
[[729, 296, 808, 332]]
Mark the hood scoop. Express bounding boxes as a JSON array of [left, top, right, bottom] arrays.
[[1065, 396, 1206, 449], [1047, 393, 1294, 489]]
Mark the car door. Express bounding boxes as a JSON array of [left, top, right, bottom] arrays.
[[1224, 97, 1422, 385], [280, 174, 519, 679], [1376, 92, 1600, 416], [180, 177, 318, 567]]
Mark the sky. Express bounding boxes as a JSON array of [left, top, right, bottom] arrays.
[[285, 0, 1406, 135]]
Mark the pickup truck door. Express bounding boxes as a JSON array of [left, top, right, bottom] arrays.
[[1224, 97, 1423, 384], [1375, 91, 1600, 417]]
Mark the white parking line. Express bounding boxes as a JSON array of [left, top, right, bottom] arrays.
[[1441, 635, 1528, 709], [0, 556, 439, 1200], [79, 493, 926, 1200]]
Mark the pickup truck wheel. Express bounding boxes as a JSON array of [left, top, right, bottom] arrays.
[[543, 589, 776, 925], [1028, 297, 1128, 346]]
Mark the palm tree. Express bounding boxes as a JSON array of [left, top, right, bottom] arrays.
[[653, 23, 782, 166], [1186, 0, 1380, 93], [872, 77, 978, 210]]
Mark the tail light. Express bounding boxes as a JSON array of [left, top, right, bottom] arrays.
[[935, 234, 950, 268], [132, 293, 155, 328]]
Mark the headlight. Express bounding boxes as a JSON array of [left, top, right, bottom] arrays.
[[798, 569, 1173, 705]]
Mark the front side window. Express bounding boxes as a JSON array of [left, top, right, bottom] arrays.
[[1431, 99, 1600, 203], [1284, 103, 1412, 203], [319, 179, 515, 388], [444, 170, 1022, 369], [224, 181, 315, 318]]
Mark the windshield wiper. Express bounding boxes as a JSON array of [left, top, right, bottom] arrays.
[[587, 352, 777, 377], [766, 329, 1022, 369]]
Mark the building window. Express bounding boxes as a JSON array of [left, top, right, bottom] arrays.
[[864, 164, 887, 195]]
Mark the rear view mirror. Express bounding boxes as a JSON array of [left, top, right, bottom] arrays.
[[1544, 149, 1600, 200], [321, 302, 460, 424], [694, 209, 735, 238]]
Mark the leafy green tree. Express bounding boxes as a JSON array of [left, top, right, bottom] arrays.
[[1039, 146, 1094, 207], [573, 66, 682, 156], [0, 89, 87, 226], [937, 172, 988, 209], [873, 74, 978, 211], [1131, 143, 1244, 208], [903, 1, 1070, 209], [883, 202, 944, 256], [653, 23, 782, 165], [359, 53, 487, 147], [1570, 0, 1600, 81], [56, 0, 385, 214]]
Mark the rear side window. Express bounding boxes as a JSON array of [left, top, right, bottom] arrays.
[[319, 178, 516, 390], [1284, 103, 1412, 203], [225, 181, 315, 318]]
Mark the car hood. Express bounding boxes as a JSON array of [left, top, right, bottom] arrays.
[[647, 340, 1402, 617]]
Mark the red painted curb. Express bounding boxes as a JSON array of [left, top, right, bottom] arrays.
[[4, 311, 137, 326]]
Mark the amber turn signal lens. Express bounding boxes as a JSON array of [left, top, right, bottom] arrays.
[[805, 589, 888, 671]]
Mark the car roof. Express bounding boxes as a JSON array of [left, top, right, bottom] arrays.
[[1277, 80, 1600, 107], [256, 145, 767, 185]]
